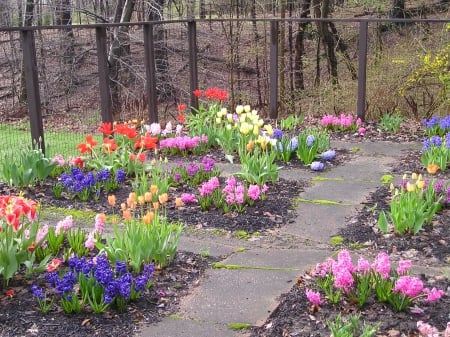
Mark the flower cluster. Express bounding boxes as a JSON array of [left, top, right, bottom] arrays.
[[194, 87, 229, 101], [57, 167, 126, 201], [378, 173, 444, 235], [422, 115, 450, 137], [0, 195, 38, 231], [159, 135, 208, 155], [41, 254, 155, 314], [421, 133, 450, 173], [170, 156, 219, 187], [145, 121, 183, 138], [321, 113, 363, 132], [0, 195, 48, 286], [307, 250, 444, 312], [180, 175, 268, 213]]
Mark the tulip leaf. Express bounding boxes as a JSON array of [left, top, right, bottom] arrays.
[[378, 211, 388, 233]]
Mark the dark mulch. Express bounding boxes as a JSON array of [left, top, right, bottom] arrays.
[[0, 251, 219, 337]]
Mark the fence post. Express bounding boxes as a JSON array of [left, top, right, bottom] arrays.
[[21, 29, 45, 154], [356, 19, 368, 122], [143, 23, 158, 123], [95, 26, 113, 124], [188, 20, 199, 111], [269, 20, 279, 119]]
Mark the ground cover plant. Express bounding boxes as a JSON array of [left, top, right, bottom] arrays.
[[1, 91, 449, 337]]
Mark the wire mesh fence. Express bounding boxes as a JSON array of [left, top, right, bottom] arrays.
[[0, 15, 449, 159]]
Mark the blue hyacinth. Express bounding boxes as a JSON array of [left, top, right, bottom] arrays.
[[311, 161, 325, 171]]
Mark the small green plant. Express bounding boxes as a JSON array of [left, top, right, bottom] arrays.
[[330, 236, 344, 246], [237, 147, 280, 185], [378, 111, 404, 133], [279, 114, 304, 131], [97, 192, 182, 272], [327, 313, 379, 337], [0, 147, 57, 188], [378, 173, 444, 235]]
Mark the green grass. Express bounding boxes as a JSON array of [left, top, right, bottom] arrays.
[[0, 124, 101, 159]]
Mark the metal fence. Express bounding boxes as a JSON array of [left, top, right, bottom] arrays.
[[0, 17, 449, 156]]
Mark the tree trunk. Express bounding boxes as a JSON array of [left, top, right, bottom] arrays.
[[251, 0, 262, 107], [108, 0, 135, 116], [147, 0, 175, 101], [279, 0, 286, 114], [294, 0, 311, 90], [392, 0, 406, 18], [19, 0, 36, 104], [55, 0, 76, 95]]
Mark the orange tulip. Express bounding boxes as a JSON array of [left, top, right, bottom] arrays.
[[426, 164, 440, 175], [158, 193, 169, 204], [153, 202, 160, 210], [143, 211, 155, 224], [144, 192, 153, 202], [150, 185, 158, 195], [246, 140, 255, 152], [108, 195, 116, 206], [122, 209, 132, 220], [138, 195, 146, 205], [175, 197, 183, 208]]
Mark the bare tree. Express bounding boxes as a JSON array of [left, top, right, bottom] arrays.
[[108, 0, 135, 116]]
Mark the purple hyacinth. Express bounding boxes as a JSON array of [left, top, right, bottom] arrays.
[[201, 156, 216, 172]]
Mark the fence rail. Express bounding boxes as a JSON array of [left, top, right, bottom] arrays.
[[1, 17, 449, 154]]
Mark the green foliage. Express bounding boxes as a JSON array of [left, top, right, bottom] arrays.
[[327, 313, 380, 337], [236, 147, 280, 185], [279, 114, 304, 131], [0, 147, 57, 188], [378, 175, 443, 235], [97, 215, 183, 273], [378, 111, 404, 133]]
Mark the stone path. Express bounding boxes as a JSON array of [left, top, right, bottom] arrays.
[[137, 140, 423, 337]]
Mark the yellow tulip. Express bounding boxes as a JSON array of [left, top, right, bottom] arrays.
[[244, 105, 251, 113], [406, 182, 416, 192], [235, 105, 244, 114], [417, 180, 425, 189], [411, 173, 418, 180]]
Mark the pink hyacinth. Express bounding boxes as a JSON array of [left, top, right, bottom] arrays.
[[396, 259, 412, 275], [36, 224, 49, 243], [372, 252, 391, 279], [55, 215, 73, 235], [334, 269, 354, 292], [181, 193, 197, 204], [356, 257, 371, 275], [247, 185, 261, 201], [423, 287, 444, 302], [305, 289, 322, 306], [393, 276, 424, 298], [334, 249, 355, 273], [94, 214, 105, 235], [417, 321, 440, 337], [84, 232, 96, 251]]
